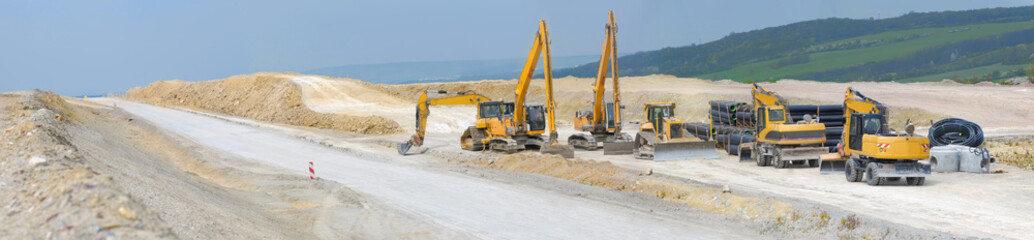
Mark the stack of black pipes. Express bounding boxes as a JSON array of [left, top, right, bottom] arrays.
[[707, 101, 755, 155], [785, 105, 844, 152]]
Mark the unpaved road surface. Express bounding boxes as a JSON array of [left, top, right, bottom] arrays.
[[94, 99, 756, 239]]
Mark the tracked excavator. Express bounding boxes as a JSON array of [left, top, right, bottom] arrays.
[[397, 90, 490, 155], [739, 83, 829, 168], [569, 11, 634, 155], [633, 102, 718, 161], [459, 20, 575, 158], [819, 88, 931, 186]]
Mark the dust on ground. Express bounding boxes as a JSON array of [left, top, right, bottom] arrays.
[[467, 151, 941, 239], [126, 72, 402, 135], [63, 97, 464, 239], [0, 91, 171, 239]]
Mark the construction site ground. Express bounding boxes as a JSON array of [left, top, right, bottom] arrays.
[[6, 73, 1033, 239]]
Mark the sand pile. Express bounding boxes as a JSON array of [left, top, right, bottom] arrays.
[[0, 91, 170, 238], [126, 73, 402, 135]]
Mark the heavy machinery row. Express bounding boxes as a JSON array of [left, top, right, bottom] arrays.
[[396, 11, 996, 186]]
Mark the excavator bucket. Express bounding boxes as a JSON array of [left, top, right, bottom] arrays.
[[738, 143, 754, 162], [818, 153, 847, 174], [653, 140, 719, 161], [542, 144, 575, 158], [602, 141, 634, 155], [396, 141, 413, 156]]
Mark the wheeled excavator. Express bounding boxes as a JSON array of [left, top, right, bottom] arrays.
[[397, 90, 490, 155], [569, 11, 634, 155], [459, 20, 575, 158], [819, 88, 931, 186], [739, 83, 829, 168], [633, 102, 718, 161]]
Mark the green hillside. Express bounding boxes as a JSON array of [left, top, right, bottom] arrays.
[[701, 21, 1034, 81], [555, 6, 1034, 83]]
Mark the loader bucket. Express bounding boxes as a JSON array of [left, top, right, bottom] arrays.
[[653, 141, 719, 161], [602, 141, 634, 155], [542, 144, 575, 158], [818, 153, 846, 174], [396, 141, 412, 156]]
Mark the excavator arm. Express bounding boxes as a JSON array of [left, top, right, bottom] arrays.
[[590, 11, 620, 131], [751, 83, 789, 121], [512, 20, 562, 144], [398, 90, 490, 155]]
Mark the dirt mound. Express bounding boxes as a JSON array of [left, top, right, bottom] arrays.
[[0, 91, 170, 238], [126, 73, 401, 134], [480, 152, 791, 219]]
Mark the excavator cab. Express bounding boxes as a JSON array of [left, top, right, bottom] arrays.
[[525, 104, 547, 132]]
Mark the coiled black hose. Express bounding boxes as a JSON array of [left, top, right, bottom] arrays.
[[928, 118, 984, 147]]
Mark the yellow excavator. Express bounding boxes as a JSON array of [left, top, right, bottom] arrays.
[[459, 20, 575, 158], [397, 90, 490, 155], [740, 83, 829, 168], [633, 102, 718, 161], [569, 11, 633, 155], [819, 88, 931, 186]]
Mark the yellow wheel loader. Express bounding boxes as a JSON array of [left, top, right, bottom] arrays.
[[397, 90, 490, 155], [459, 20, 575, 158], [633, 102, 719, 161], [819, 88, 931, 186], [569, 11, 634, 155], [740, 83, 829, 168]]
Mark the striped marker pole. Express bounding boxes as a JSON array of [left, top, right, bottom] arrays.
[[309, 161, 315, 181]]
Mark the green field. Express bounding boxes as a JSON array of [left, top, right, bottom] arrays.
[[700, 21, 1034, 81]]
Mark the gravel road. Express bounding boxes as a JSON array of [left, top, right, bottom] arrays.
[[93, 99, 755, 239]]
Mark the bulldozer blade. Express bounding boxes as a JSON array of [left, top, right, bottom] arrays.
[[396, 141, 412, 156], [818, 153, 846, 174], [602, 141, 634, 155], [542, 145, 575, 158], [653, 141, 719, 161]]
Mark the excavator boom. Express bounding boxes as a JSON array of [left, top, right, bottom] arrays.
[[569, 11, 633, 154], [398, 90, 490, 155]]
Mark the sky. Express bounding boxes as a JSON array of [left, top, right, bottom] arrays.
[[2, 0, 1032, 95]]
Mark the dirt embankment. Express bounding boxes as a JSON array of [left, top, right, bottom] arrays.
[[126, 72, 401, 135], [0, 91, 170, 238]]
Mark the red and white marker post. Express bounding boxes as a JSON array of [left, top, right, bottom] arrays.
[[308, 161, 316, 181]]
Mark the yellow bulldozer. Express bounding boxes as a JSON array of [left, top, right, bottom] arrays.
[[633, 102, 718, 161], [569, 11, 634, 155], [397, 90, 490, 155], [819, 88, 931, 186], [459, 20, 574, 158]]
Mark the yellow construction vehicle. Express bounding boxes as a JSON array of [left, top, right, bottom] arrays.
[[459, 20, 574, 158], [633, 102, 718, 161], [819, 88, 931, 186], [569, 11, 633, 154], [740, 83, 829, 168], [397, 90, 490, 155]]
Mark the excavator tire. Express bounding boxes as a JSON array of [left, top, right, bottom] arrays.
[[866, 162, 885, 186], [906, 177, 923, 185], [773, 155, 786, 169], [845, 160, 863, 182]]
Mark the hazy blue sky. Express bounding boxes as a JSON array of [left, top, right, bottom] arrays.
[[2, 0, 1032, 95]]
